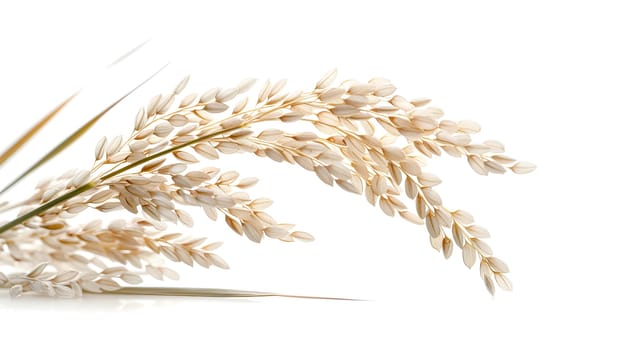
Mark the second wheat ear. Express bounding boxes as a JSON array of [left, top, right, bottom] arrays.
[[0, 70, 534, 298]]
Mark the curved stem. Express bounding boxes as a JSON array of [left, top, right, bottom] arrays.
[[0, 182, 96, 235]]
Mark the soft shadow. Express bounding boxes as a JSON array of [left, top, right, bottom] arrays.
[[0, 290, 262, 312]]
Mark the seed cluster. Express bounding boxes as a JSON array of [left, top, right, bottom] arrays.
[[0, 70, 533, 297]]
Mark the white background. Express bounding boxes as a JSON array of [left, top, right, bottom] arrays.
[[0, 0, 622, 348]]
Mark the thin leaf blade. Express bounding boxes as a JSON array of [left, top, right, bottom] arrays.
[[0, 40, 151, 169], [0, 92, 78, 167], [0, 63, 168, 195]]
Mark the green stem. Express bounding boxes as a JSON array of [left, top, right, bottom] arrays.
[[0, 182, 96, 235]]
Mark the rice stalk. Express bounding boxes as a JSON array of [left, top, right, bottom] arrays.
[[0, 69, 535, 298]]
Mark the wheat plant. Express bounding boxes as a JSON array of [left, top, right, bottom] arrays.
[[0, 65, 534, 298]]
